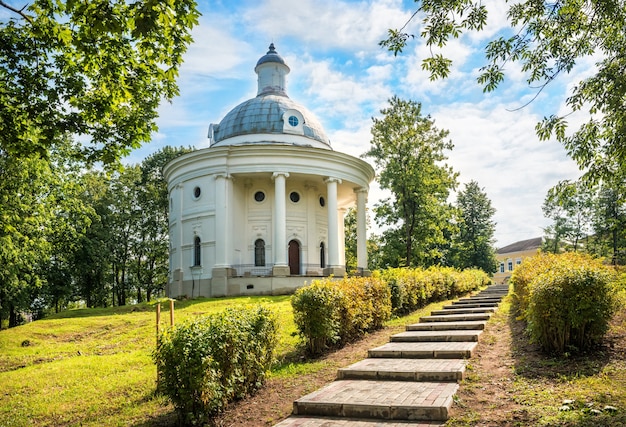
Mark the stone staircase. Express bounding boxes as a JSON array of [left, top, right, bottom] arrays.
[[274, 284, 509, 426]]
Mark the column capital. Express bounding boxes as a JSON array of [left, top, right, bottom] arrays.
[[214, 173, 232, 180], [272, 172, 290, 180], [354, 186, 368, 194], [324, 177, 342, 185]]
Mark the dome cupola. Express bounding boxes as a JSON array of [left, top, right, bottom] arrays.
[[255, 43, 290, 96], [208, 44, 332, 150]]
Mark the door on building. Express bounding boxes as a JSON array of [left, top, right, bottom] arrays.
[[288, 240, 300, 275]]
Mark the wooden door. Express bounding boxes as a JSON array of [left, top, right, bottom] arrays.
[[288, 240, 300, 275]]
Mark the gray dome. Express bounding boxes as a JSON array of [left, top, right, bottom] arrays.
[[211, 94, 331, 148], [209, 44, 332, 149]]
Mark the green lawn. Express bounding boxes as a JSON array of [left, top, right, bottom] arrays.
[[0, 296, 297, 427]]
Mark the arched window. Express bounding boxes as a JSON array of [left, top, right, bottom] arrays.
[[320, 242, 326, 268], [193, 236, 201, 266], [254, 239, 265, 267]]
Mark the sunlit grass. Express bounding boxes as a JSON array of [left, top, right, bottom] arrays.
[[0, 295, 296, 426], [0, 291, 483, 426]]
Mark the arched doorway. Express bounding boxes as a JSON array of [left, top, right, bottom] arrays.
[[288, 240, 300, 275]]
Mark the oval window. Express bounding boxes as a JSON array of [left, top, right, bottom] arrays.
[[288, 115, 299, 127], [289, 191, 300, 203], [319, 196, 325, 207], [193, 186, 201, 198], [254, 191, 265, 202]]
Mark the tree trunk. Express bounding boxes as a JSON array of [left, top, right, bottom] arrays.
[[9, 304, 18, 328]]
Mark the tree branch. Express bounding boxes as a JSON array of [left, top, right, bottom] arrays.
[[0, 1, 33, 24]]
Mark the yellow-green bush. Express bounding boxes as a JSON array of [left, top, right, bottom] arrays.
[[153, 306, 278, 426], [510, 252, 561, 316], [512, 253, 619, 354], [382, 267, 489, 315], [291, 277, 391, 355]]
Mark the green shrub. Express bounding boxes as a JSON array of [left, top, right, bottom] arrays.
[[291, 281, 343, 355], [515, 253, 619, 354], [382, 267, 488, 315], [510, 252, 560, 317], [153, 306, 278, 426], [291, 277, 391, 355]]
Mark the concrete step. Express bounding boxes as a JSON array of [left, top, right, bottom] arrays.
[[458, 296, 502, 302], [368, 342, 477, 359], [390, 330, 482, 343], [448, 301, 499, 308], [292, 380, 458, 421], [420, 313, 492, 322], [406, 320, 487, 331], [275, 417, 446, 426], [337, 358, 467, 382], [430, 307, 495, 315]]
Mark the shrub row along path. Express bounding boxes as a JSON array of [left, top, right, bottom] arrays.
[[274, 284, 510, 426]]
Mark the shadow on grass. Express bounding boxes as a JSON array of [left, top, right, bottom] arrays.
[[507, 299, 612, 380]]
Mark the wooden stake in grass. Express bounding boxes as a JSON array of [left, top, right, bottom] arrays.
[[169, 299, 174, 326], [156, 303, 161, 341]]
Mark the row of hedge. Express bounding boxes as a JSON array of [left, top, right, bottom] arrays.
[[153, 306, 278, 426], [511, 252, 620, 354], [382, 267, 491, 316], [292, 267, 490, 355]]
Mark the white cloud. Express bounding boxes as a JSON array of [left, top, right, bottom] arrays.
[[433, 100, 580, 246], [243, 0, 409, 52]]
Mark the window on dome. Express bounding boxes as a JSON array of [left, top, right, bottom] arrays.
[[282, 110, 304, 135]]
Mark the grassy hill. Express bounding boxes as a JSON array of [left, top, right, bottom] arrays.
[[0, 296, 297, 426]]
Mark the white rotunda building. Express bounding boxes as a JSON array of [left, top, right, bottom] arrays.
[[164, 44, 375, 298]]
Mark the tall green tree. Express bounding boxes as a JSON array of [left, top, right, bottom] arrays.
[[364, 96, 458, 267], [381, 1, 626, 185], [542, 181, 593, 253], [71, 171, 113, 308], [0, 0, 198, 324], [451, 181, 497, 273], [590, 181, 626, 265], [0, 0, 199, 165], [0, 154, 52, 327]]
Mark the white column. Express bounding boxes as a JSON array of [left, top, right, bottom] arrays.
[[355, 187, 369, 274], [176, 184, 184, 271], [272, 172, 289, 268], [324, 177, 342, 274], [305, 183, 317, 269], [338, 207, 347, 266], [214, 174, 232, 267]]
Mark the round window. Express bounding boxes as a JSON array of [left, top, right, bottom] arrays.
[[254, 191, 265, 202], [319, 196, 325, 207], [288, 115, 299, 127], [193, 186, 201, 198], [289, 191, 300, 203]]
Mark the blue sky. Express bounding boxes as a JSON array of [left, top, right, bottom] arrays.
[[128, 0, 591, 247]]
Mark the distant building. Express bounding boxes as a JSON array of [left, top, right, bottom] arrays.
[[493, 237, 543, 284], [164, 44, 375, 298]]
